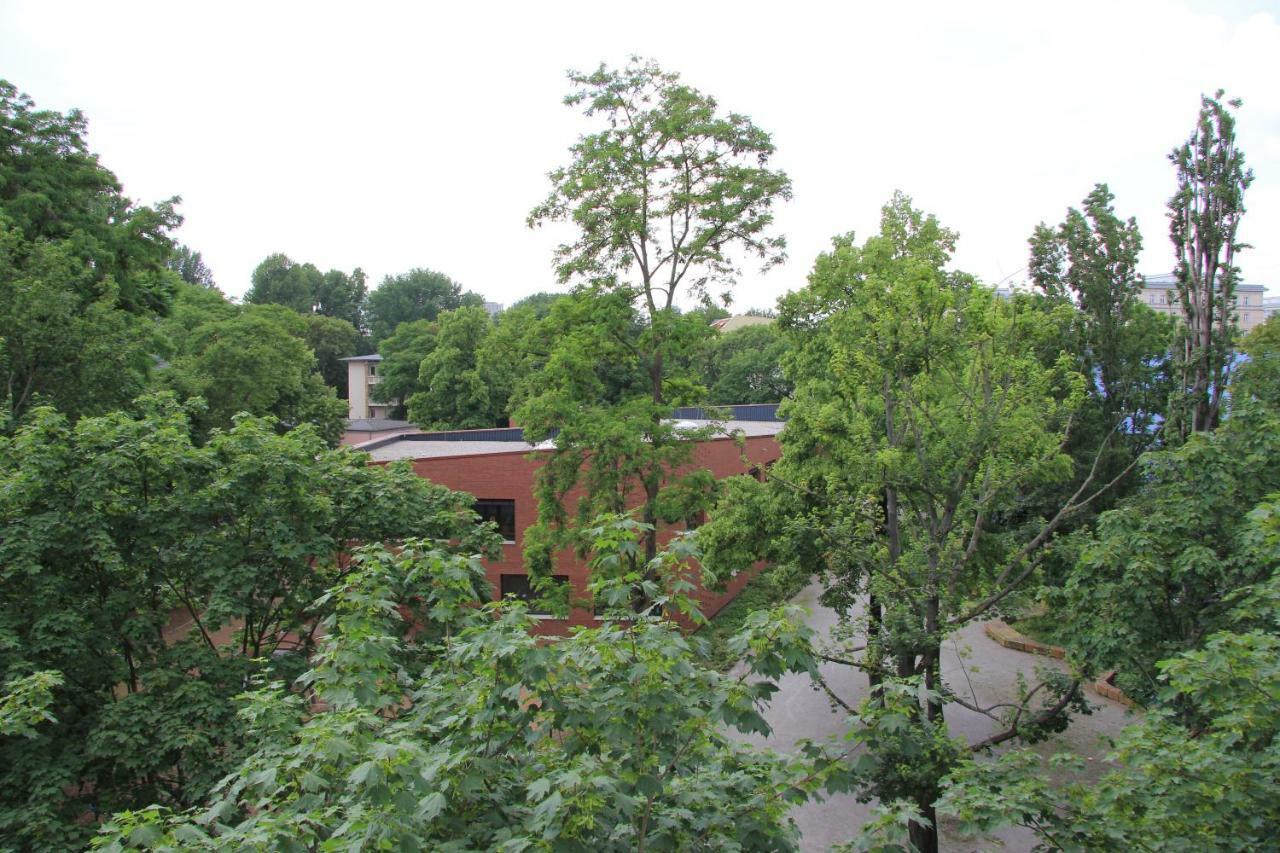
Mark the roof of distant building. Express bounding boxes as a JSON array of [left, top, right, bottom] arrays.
[[1143, 273, 1265, 292], [711, 315, 774, 333], [361, 418, 785, 463], [345, 417, 414, 432], [340, 354, 383, 362]]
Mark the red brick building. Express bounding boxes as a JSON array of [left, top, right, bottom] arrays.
[[353, 409, 783, 633]]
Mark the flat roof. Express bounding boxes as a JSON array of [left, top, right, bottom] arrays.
[[1143, 273, 1266, 292], [339, 354, 383, 362], [363, 419, 785, 463], [345, 417, 414, 432]]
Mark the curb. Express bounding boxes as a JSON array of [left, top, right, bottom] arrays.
[[983, 621, 1136, 708]]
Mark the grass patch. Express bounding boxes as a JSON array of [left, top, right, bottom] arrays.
[[1012, 612, 1071, 649], [697, 562, 811, 671]]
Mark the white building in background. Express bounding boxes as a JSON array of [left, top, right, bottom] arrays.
[[1139, 273, 1269, 333], [340, 354, 395, 421]]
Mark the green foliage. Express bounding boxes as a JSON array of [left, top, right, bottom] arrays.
[[92, 523, 838, 852], [523, 57, 792, 577], [1236, 313, 1280, 412], [724, 193, 1097, 851], [0, 225, 165, 424], [165, 244, 216, 289], [365, 267, 482, 343], [1029, 183, 1172, 430], [407, 305, 502, 430], [843, 681, 967, 823], [1167, 90, 1254, 435], [703, 323, 793, 404], [299, 312, 361, 396], [506, 290, 567, 318], [161, 281, 237, 336], [530, 56, 792, 306], [479, 297, 560, 420], [940, 629, 1280, 851], [372, 318, 436, 416], [375, 303, 540, 429], [1057, 404, 1280, 703], [160, 303, 347, 444], [0, 670, 62, 738], [697, 561, 811, 671], [943, 366, 1280, 851], [0, 79, 179, 316], [517, 305, 724, 586], [0, 80, 180, 423], [0, 399, 495, 848], [245, 253, 368, 329]]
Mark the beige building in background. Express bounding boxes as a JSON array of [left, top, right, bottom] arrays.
[[1139, 273, 1269, 333], [341, 354, 395, 421]]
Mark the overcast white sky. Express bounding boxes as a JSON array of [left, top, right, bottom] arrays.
[[3, 1, 1278, 309]]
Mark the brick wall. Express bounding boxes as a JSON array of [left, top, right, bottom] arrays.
[[377, 432, 780, 635]]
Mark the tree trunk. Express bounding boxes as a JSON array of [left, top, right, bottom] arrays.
[[923, 597, 942, 723], [867, 589, 883, 689], [909, 803, 940, 853], [643, 349, 665, 565]]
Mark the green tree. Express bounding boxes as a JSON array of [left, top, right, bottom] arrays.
[[92, 519, 841, 851], [299, 312, 360, 396], [478, 295, 563, 422], [0, 80, 179, 316], [506, 290, 567, 318], [0, 80, 180, 423], [166, 244, 216, 289], [371, 318, 438, 417], [1054, 402, 1280, 704], [1236, 313, 1280, 412], [407, 305, 501, 430], [523, 56, 791, 575], [0, 398, 495, 849], [941, 555, 1280, 850], [1029, 183, 1172, 430], [365, 267, 483, 343], [707, 195, 1123, 852], [0, 671, 62, 739], [702, 322, 792, 404], [160, 281, 237, 338], [245, 253, 367, 329], [0, 226, 164, 424], [1168, 90, 1253, 435], [161, 304, 347, 444]]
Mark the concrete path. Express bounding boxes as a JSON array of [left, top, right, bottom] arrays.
[[730, 580, 1138, 851]]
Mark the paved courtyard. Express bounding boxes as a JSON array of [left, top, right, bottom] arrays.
[[730, 580, 1138, 851]]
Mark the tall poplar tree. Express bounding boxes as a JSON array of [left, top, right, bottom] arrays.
[[1168, 90, 1253, 435]]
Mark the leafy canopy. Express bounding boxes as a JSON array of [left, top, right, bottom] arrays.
[[0, 397, 495, 849], [365, 267, 483, 343], [93, 520, 844, 852]]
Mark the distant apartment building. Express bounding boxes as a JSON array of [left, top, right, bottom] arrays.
[[1264, 296, 1280, 321], [1139, 273, 1269, 333], [340, 354, 395, 421], [346, 404, 784, 633]]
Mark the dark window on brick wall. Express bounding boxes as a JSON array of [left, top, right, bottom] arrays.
[[500, 574, 569, 609], [475, 499, 516, 541]]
